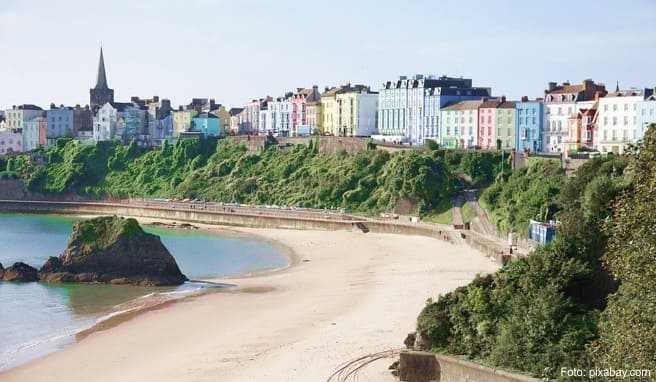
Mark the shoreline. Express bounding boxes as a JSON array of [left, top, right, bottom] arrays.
[[0, 215, 496, 380]]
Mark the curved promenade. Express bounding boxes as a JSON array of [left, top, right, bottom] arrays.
[[0, 198, 460, 241]]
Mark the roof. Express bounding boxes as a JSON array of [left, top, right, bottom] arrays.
[[605, 88, 651, 98], [498, 101, 516, 109], [547, 84, 585, 95], [441, 100, 482, 111], [229, 108, 244, 116], [110, 102, 142, 112], [479, 100, 502, 109], [195, 112, 218, 119]]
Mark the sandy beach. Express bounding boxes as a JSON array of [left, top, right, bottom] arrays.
[[1, 224, 499, 382]]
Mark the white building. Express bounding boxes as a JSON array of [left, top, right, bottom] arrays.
[[93, 103, 119, 142], [268, 94, 293, 136], [595, 88, 653, 154], [638, 90, 656, 140], [375, 75, 491, 145], [543, 79, 606, 152]]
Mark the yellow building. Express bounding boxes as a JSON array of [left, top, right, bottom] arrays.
[[321, 84, 378, 137], [305, 100, 323, 134], [320, 87, 341, 136], [210, 105, 231, 135], [172, 109, 197, 137]]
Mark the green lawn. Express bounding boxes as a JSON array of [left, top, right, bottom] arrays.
[[461, 201, 477, 223], [422, 198, 453, 225]]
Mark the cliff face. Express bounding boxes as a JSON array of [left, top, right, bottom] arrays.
[[40, 216, 187, 286]]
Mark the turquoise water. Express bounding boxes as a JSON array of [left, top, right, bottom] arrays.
[[0, 213, 289, 371]]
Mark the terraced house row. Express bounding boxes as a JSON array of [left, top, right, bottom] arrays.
[[2, 49, 656, 155]]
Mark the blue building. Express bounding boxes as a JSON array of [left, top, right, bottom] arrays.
[[46, 105, 74, 145], [528, 219, 556, 245], [515, 97, 544, 153], [192, 113, 221, 137]]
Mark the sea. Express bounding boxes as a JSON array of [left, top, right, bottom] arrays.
[[0, 213, 289, 371]]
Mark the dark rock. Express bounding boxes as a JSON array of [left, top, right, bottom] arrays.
[[0, 262, 4, 279], [399, 351, 440, 382], [404, 332, 417, 349], [40, 256, 62, 273], [40, 216, 187, 286], [3, 262, 39, 282]]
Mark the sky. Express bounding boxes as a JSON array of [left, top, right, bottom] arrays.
[[1, 0, 655, 109]]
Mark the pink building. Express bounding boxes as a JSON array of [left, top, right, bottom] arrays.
[[36, 117, 48, 146], [290, 85, 320, 136], [478, 99, 501, 149]]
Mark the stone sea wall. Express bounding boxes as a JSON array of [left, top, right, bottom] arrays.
[[399, 351, 539, 382]]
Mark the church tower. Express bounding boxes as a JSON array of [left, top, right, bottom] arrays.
[[90, 47, 114, 110]]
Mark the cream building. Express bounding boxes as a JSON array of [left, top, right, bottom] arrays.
[[321, 84, 378, 137]]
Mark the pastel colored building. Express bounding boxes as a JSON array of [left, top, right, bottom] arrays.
[[23, 117, 47, 151], [290, 86, 321, 136], [496, 101, 516, 150], [305, 100, 322, 134], [440, 100, 482, 149], [119, 103, 148, 143], [544, 79, 606, 153], [172, 109, 197, 137], [226, 109, 246, 135], [478, 99, 501, 150], [46, 105, 74, 145], [0, 128, 22, 154], [376, 75, 491, 145], [515, 97, 545, 153], [5, 104, 44, 131], [93, 101, 146, 143], [595, 87, 653, 154], [334, 85, 378, 137], [192, 113, 221, 137], [320, 87, 341, 136], [563, 100, 596, 153]]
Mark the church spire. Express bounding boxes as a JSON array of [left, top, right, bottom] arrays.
[[95, 47, 108, 89]]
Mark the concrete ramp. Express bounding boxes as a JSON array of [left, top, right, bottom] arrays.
[[353, 222, 370, 233]]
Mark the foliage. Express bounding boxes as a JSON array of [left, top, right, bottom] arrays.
[[6, 138, 459, 215], [590, 125, 656, 372], [417, 148, 638, 379], [481, 159, 565, 237]]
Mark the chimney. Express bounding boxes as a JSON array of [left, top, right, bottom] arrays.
[[50, 103, 56, 109], [481, 97, 489, 103], [563, 81, 570, 86], [501, 96, 506, 103], [521, 96, 529, 102], [547, 82, 557, 91]]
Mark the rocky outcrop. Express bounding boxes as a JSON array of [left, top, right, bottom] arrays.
[[39, 216, 187, 286], [2, 262, 39, 282]]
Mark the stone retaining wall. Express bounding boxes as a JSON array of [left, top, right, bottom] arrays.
[[225, 136, 369, 155], [399, 351, 538, 382]]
